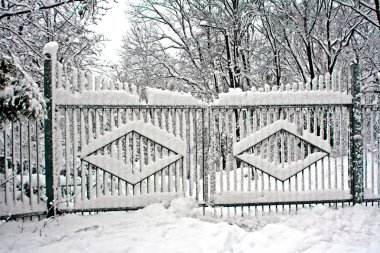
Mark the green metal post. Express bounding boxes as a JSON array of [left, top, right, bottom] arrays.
[[44, 54, 55, 217], [203, 108, 209, 206], [378, 136, 380, 197], [350, 62, 364, 204]]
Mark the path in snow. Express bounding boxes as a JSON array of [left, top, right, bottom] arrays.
[[0, 198, 379, 253]]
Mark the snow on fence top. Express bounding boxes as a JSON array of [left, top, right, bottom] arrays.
[[55, 89, 142, 106], [54, 62, 142, 105], [46, 42, 351, 107], [145, 87, 207, 106], [214, 73, 352, 106], [43, 41, 59, 58]]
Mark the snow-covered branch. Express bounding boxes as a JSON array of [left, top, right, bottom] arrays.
[[0, 0, 86, 20]]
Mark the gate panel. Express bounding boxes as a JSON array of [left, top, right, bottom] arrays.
[[56, 106, 206, 212], [0, 122, 46, 218], [49, 62, 207, 212], [43, 54, 359, 212], [209, 102, 353, 207], [362, 91, 380, 201], [4, 46, 378, 218]]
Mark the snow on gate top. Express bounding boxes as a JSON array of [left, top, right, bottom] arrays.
[[46, 42, 351, 106], [144, 75, 352, 105], [145, 87, 207, 105], [215, 79, 352, 106], [52, 62, 351, 106]]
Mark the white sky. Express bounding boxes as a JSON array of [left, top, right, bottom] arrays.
[[95, 1, 131, 65]]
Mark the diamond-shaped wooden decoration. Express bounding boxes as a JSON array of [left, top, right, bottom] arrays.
[[80, 120, 185, 185], [234, 120, 331, 181]]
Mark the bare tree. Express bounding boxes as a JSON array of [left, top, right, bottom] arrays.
[[120, 0, 260, 94], [0, 0, 110, 82], [337, 0, 380, 29], [120, 0, 378, 92], [0, 0, 110, 125]]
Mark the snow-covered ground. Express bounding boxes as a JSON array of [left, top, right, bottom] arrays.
[[0, 198, 379, 253]]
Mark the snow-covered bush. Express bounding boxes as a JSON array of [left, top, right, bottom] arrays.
[[0, 53, 45, 127]]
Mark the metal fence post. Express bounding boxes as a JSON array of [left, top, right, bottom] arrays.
[[350, 62, 364, 204], [43, 43, 58, 217], [202, 107, 210, 207]]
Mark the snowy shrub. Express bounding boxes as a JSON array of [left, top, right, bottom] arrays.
[[0, 53, 45, 127]]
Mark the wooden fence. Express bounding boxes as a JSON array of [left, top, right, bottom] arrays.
[[0, 46, 378, 219]]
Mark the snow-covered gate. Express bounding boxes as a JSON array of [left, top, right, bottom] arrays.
[[207, 76, 358, 211], [55, 106, 207, 213], [49, 67, 207, 214], [362, 90, 380, 202], [3, 45, 379, 219], [0, 122, 46, 219]]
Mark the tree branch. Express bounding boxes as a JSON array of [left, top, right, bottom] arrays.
[[0, 0, 86, 20]]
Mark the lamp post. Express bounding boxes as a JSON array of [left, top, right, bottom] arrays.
[[200, 21, 235, 89]]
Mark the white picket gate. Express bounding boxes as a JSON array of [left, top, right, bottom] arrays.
[[2, 44, 380, 219]]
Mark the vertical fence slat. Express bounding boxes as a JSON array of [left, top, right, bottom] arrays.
[[370, 111, 375, 194], [147, 110, 153, 194], [36, 122, 41, 204], [268, 108, 274, 192], [116, 109, 123, 195], [320, 108, 325, 191], [218, 109, 224, 193], [194, 109, 199, 200], [132, 110, 137, 195], [19, 123, 24, 202], [327, 108, 332, 190], [72, 110, 78, 205], [11, 123, 16, 202], [211, 109, 216, 201], [3, 127, 9, 205], [57, 63, 63, 89], [175, 109, 181, 193], [274, 112, 279, 192], [88, 110, 94, 200], [102, 109, 109, 196], [333, 107, 338, 190], [293, 109, 298, 192], [65, 109, 70, 206], [153, 109, 160, 194], [94, 109, 100, 198], [306, 108, 312, 191], [80, 109, 86, 200], [363, 108, 369, 191], [231, 109, 238, 192], [139, 133, 145, 194], [339, 107, 344, 191], [168, 110, 174, 194], [313, 108, 319, 190], [202, 108, 208, 203], [182, 109, 188, 195], [286, 108, 291, 192], [79, 71, 86, 93], [223, 110, 234, 191], [88, 73, 94, 91], [240, 109, 245, 192], [63, 64, 68, 90], [161, 109, 167, 193]]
